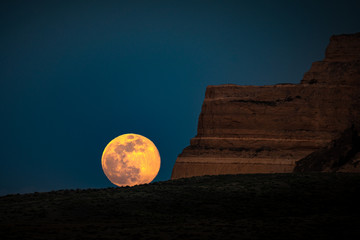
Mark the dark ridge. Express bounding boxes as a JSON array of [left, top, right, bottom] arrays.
[[229, 96, 298, 106], [308, 79, 318, 84], [1, 173, 360, 239], [182, 145, 251, 152], [179, 145, 252, 157]]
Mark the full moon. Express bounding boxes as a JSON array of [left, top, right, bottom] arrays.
[[101, 134, 161, 187]]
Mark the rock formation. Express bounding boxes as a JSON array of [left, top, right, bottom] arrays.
[[171, 33, 360, 179], [294, 127, 360, 172]]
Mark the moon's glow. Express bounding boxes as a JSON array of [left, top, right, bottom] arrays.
[[101, 134, 160, 187]]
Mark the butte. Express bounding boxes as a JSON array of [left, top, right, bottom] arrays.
[[172, 33, 360, 179]]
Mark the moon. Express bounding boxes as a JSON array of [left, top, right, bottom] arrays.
[[101, 134, 161, 187]]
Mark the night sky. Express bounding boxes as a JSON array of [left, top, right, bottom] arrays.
[[1, 0, 360, 195]]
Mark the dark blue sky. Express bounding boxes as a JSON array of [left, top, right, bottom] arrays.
[[1, 0, 359, 195]]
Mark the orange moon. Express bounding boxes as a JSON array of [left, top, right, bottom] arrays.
[[101, 134, 161, 187]]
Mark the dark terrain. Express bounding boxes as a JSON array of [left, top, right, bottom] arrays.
[[1, 173, 360, 239]]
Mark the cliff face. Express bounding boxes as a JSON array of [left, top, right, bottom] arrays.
[[171, 33, 360, 179]]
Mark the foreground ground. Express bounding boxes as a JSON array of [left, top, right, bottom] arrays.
[[1, 173, 360, 239]]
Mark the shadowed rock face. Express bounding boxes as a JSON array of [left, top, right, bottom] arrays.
[[294, 127, 360, 172], [172, 33, 360, 179]]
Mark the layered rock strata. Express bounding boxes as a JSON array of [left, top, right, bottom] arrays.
[[294, 127, 360, 172], [172, 33, 360, 179]]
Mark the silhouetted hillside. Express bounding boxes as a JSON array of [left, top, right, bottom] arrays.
[[1, 173, 360, 239]]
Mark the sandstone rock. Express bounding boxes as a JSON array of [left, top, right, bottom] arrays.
[[294, 127, 360, 172], [171, 33, 360, 179], [302, 33, 360, 86]]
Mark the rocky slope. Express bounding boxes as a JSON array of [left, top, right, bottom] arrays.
[[294, 127, 360, 172], [172, 33, 360, 179]]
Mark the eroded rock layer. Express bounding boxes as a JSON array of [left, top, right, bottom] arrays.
[[172, 33, 360, 179]]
